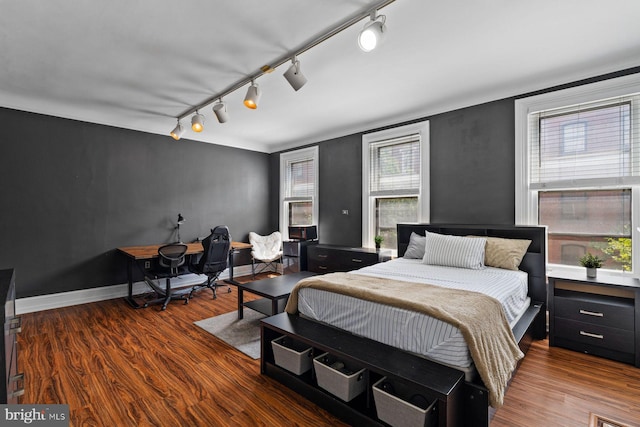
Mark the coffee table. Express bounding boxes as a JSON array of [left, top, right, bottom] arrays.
[[237, 271, 317, 319]]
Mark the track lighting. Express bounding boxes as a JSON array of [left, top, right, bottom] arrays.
[[170, 121, 185, 140], [358, 11, 386, 52], [169, 0, 396, 139], [191, 112, 205, 132], [212, 100, 229, 123], [283, 56, 307, 91], [243, 81, 261, 109]]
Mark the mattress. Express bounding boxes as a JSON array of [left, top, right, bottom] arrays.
[[297, 257, 530, 375]]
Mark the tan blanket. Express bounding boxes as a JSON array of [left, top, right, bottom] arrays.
[[285, 272, 524, 407]]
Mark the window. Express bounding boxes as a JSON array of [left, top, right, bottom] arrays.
[[515, 74, 640, 273], [280, 146, 318, 239], [561, 121, 587, 153], [362, 121, 429, 252]]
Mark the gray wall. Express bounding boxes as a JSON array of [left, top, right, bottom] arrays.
[[318, 134, 363, 246], [273, 67, 640, 248], [429, 99, 515, 224], [307, 98, 516, 247], [4, 67, 639, 298], [0, 108, 272, 298]]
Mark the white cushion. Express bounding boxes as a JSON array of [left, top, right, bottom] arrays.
[[249, 231, 283, 262], [422, 231, 486, 269]]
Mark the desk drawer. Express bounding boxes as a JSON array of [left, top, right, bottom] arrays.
[[554, 318, 635, 354], [554, 295, 634, 330]]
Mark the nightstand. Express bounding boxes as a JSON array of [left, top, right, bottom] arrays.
[[548, 269, 640, 367]]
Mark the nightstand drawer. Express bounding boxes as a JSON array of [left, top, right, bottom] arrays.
[[554, 318, 635, 354], [554, 295, 634, 330]]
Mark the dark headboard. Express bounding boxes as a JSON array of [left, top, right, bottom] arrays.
[[396, 223, 547, 305]]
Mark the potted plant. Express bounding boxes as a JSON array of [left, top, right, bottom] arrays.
[[374, 235, 383, 249], [579, 252, 603, 278]]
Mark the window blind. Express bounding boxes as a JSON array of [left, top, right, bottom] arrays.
[[284, 158, 314, 200], [529, 95, 640, 190], [369, 134, 421, 196]]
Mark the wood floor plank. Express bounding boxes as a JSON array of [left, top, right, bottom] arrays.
[[17, 274, 640, 426]]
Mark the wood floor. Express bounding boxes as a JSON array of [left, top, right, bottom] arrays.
[[18, 275, 640, 427]]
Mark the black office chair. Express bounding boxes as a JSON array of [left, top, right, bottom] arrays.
[[189, 225, 232, 299], [143, 243, 190, 310]]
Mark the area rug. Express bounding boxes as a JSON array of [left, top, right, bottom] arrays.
[[194, 309, 265, 359], [589, 413, 634, 427]]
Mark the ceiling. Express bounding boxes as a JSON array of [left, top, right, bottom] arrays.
[[2, 1, 640, 154]]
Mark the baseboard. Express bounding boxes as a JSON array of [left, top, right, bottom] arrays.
[[15, 265, 254, 315]]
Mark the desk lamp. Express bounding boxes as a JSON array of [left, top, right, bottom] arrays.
[[175, 213, 185, 243]]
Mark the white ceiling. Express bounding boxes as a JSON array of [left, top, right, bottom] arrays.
[[2, 1, 640, 153]]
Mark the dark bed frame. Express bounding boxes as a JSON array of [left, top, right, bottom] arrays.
[[260, 224, 547, 427]]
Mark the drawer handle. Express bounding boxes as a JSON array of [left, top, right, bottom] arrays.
[[9, 387, 25, 398], [351, 258, 362, 263], [579, 309, 603, 317], [9, 388, 25, 399], [580, 331, 604, 340], [9, 317, 21, 334], [318, 266, 328, 270], [10, 373, 24, 384], [9, 373, 24, 398], [318, 254, 328, 259]]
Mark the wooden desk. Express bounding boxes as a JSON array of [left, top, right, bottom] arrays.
[[118, 241, 251, 308]]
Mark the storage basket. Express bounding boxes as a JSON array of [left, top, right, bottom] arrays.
[[271, 336, 313, 375], [372, 377, 437, 427], [313, 353, 367, 402]]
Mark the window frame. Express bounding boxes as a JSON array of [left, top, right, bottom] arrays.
[[362, 121, 430, 251], [515, 73, 640, 274], [279, 146, 319, 240]]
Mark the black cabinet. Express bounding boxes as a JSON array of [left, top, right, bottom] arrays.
[[261, 313, 465, 427], [549, 270, 640, 367], [1, 269, 23, 403], [283, 240, 318, 273], [307, 245, 391, 273]]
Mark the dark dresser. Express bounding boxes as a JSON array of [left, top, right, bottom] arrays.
[[1, 268, 23, 403], [548, 269, 640, 367], [307, 244, 391, 273]]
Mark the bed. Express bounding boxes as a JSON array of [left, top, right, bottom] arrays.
[[261, 223, 547, 427]]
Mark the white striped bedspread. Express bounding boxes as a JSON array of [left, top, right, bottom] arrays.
[[296, 257, 529, 373]]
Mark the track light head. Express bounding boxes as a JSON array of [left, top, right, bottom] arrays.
[[212, 100, 229, 123], [243, 81, 261, 109], [358, 12, 386, 52], [191, 112, 205, 132], [283, 57, 308, 91], [170, 121, 185, 140]]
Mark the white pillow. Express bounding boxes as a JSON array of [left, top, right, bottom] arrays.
[[403, 232, 426, 259], [422, 231, 486, 269]]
